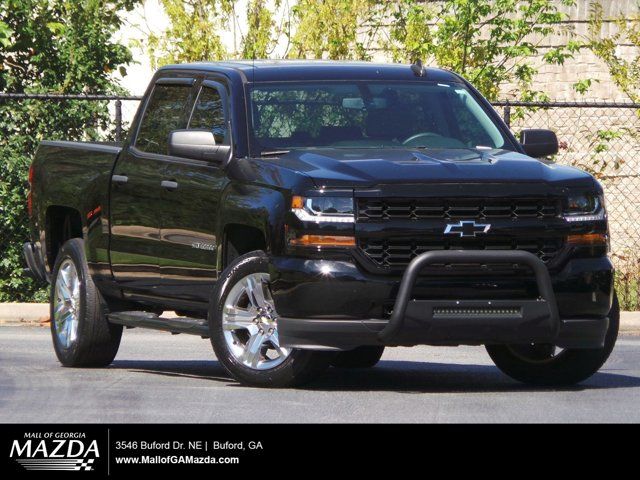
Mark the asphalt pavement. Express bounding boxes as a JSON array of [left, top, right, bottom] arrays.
[[1, 326, 639, 423]]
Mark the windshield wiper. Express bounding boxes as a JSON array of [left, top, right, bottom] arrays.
[[260, 150, 290, 156]]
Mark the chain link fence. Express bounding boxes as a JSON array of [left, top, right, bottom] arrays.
[[1, 95, 639, 307], [494, 101, 640, 309]]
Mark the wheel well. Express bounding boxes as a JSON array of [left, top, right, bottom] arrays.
[[223, 224, 267, 268], [46, 206, 83, 269]]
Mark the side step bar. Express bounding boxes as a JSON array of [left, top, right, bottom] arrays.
[[107, 311, 209, 338]]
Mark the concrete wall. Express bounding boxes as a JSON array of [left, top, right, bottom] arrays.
[[503, 0, 640, 101]]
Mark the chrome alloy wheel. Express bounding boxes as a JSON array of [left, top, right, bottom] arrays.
[[53, 258, 81, 349], [222, 272, 291, 370]]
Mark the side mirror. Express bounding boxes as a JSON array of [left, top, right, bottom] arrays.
[[168, 130, 230, 163], [519, 129, 558, 158]]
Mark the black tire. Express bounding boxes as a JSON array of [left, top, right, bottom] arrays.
[[331, 346, 385, 368], [208, 251, 334, 388], [50, 238, 122, 367], [486, 293, 619, 386]]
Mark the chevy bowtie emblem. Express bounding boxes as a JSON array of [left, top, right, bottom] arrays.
[[444, 221, 491, 237]]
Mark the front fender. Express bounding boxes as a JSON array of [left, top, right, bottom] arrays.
[[218, 182, 289, 268]]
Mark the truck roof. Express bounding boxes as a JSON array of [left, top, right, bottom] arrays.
[[157, 60, 462, 83]]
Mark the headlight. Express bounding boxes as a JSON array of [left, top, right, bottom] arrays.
[[291, 196, 355, 223], [564, 194, 605, 222]]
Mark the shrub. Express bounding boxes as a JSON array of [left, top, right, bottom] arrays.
[[0, 0, 136, 302]]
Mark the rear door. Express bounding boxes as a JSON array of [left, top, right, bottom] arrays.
[[154, 79, 231, 302], [109, 76, 196, 294]]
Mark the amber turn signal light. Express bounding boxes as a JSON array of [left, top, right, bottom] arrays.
[[291, 195, 305, 209], [566, 233, 607, 246], [289, 234, 356, 247]]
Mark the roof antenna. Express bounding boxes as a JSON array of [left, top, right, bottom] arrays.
[[410, 59, 425, 77]]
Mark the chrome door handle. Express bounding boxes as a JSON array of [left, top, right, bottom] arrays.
[[112, 174, 128, 185], [161, 180, 178, 190]]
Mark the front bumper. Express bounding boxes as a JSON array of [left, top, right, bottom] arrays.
[[269, 252, 613, 350]]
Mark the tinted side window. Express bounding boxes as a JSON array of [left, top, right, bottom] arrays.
[[189, 86, 228, 144], [136, 84, 192, 155]]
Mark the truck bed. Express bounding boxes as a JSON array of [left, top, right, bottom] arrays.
[[29, 139, 123, 278]]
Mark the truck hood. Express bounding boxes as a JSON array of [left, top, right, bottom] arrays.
[[265, 148, 594, 189]]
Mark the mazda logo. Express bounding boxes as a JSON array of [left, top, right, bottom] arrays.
[[444, 221, 491, 237]]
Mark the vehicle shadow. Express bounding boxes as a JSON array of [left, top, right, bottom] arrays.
[[110, 360, 232, 383], [110, 359, 640, 393], [308, 360, 640, 393]]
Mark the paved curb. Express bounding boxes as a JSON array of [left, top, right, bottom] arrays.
[[621, 311, 640, 335], [0, 303, 50, 326], [0, 303, 179, 326], [1, 303, 640, 334]]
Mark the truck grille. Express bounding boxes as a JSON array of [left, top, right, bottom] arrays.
[[357, 197, 560, 221], [358, 237, 564, 269]]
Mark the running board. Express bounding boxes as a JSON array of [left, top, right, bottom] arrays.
[[107, 311, 209, 338]]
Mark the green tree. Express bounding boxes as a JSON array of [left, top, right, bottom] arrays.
[[145, 0, 233, 67], [143, 0, 581, 98], [0, 0, 136, 302], [587, 1, 640, 102], [242, 0, 282, 59], [386, 0, 579, 101], [287, 0, 378, 60], [142, 0, 288, 64], [560, 3, 638, 184]]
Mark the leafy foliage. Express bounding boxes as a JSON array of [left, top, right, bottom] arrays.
[[587, 1, 640, 103], [569, 128, 628, 179], [561, 1, 640, 183], [0, 0, 136, 301], [142, 0, 286, 65], [242, 0, 282, 59], [145, 0, 581, 101], [386, 0, 578, 101], [140, 0, 584, 102], [146, 0, 233, 67], [287, 0, 377, 60]]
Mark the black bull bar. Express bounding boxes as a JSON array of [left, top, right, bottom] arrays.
[[276, 250, 610, 350], [378, 250, 560, 345]]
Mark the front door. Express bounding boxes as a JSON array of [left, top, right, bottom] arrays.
[[109, 77, 196, 294], [154, 80, 231, 302]]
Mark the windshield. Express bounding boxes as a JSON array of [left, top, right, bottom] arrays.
[[248, 81, 511, 154]]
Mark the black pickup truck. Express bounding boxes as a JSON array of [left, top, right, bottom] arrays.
[[24, 60, 617, 387]]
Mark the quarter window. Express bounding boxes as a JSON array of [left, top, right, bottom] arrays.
[[136, 84, 192, 155]]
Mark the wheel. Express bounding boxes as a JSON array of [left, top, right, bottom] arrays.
[[331, 346, 385, 368], [208, 251, 334, 387], [50, 238, 122, 367], [486, 293, 619, 386]]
